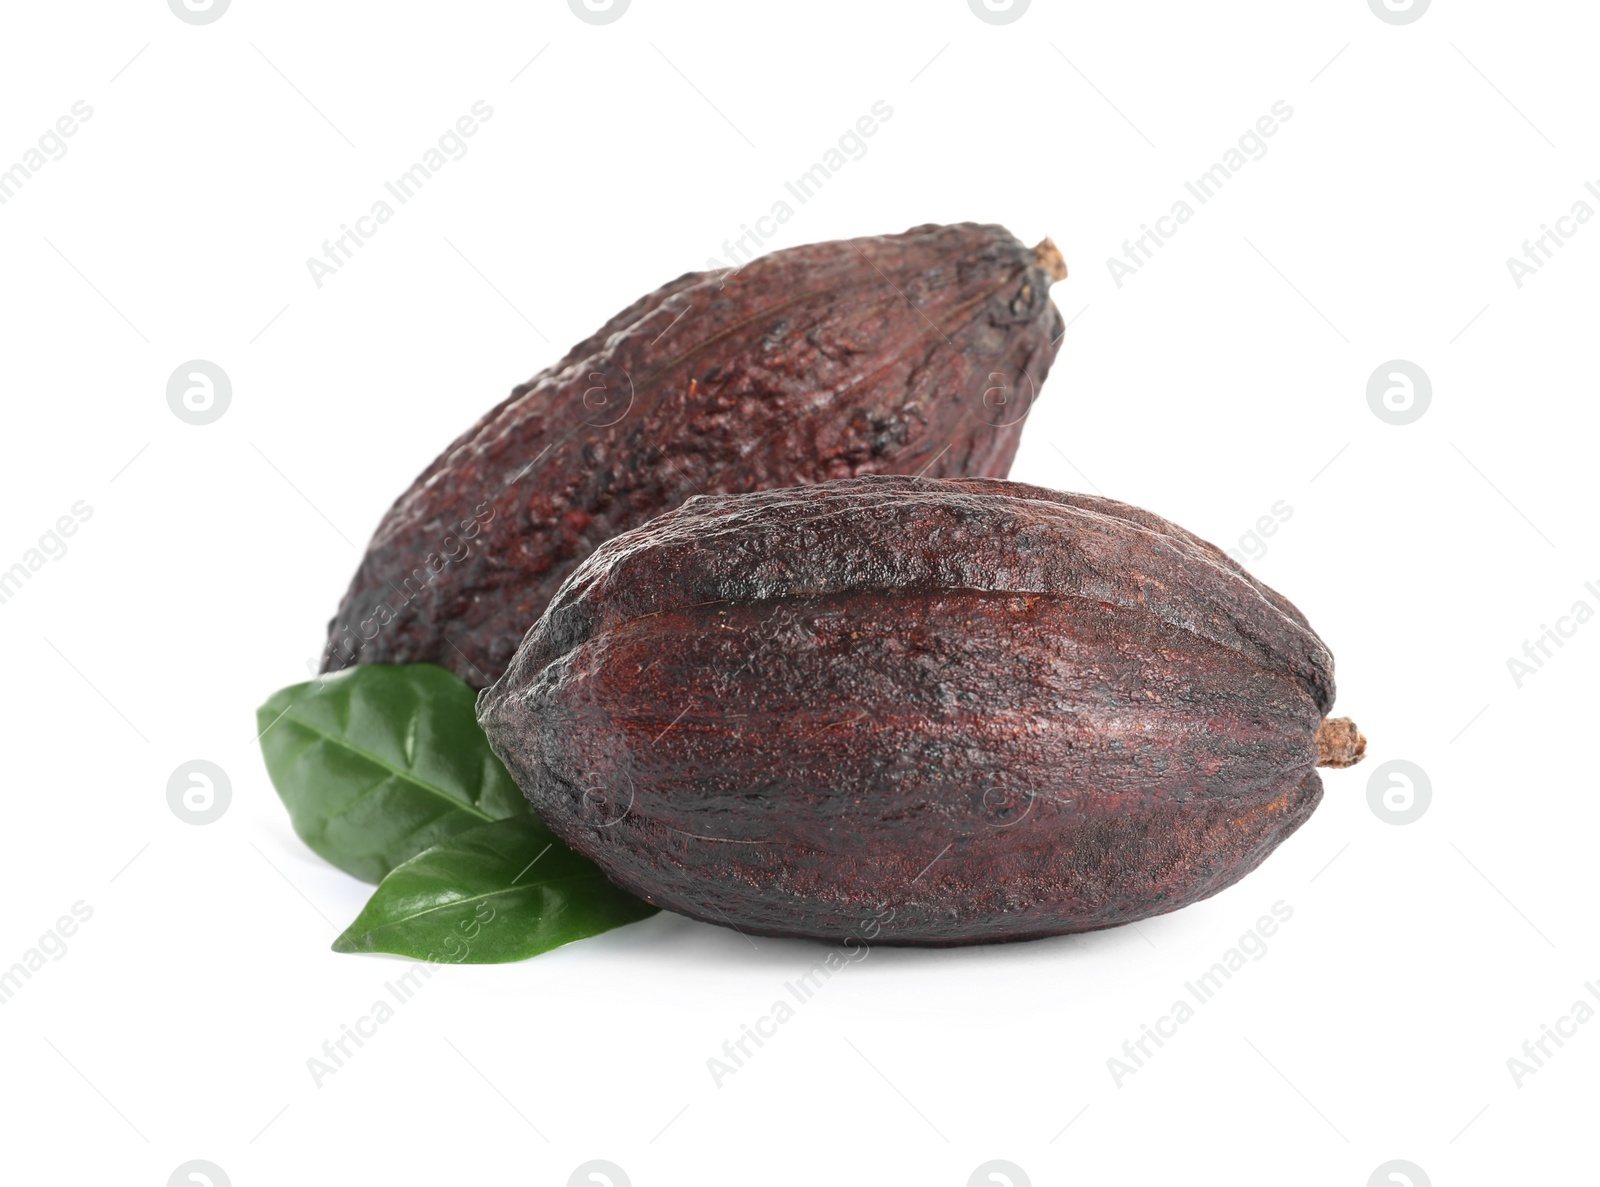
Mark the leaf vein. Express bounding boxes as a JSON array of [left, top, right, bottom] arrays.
[[278, 711, 497, 822], [353, 872, 621, 935]]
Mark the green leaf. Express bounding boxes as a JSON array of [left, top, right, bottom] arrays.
[[332, 815, 658, 963], [257, 664, 529, 883]]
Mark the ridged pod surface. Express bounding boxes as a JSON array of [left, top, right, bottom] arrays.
[[478, 476, 1366, 945], [324, 224, 1067, 687]]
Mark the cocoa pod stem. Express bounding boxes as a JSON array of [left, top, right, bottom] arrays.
[[1315, 717, 1367, 768], [1033, 237, 1068, 281]]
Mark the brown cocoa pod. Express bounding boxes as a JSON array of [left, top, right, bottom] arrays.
[[324, 223, 1067, 687], [478, 475, 1366, 945]]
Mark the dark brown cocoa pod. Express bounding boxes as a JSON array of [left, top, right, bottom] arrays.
[[324, 224, 1067, 687], [478, 475, 1366, 946]]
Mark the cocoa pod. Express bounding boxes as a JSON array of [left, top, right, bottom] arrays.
[[324, 223, 1067, 687], [478, 476, 1365, 945]]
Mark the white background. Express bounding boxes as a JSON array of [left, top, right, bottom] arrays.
[[1, 1, 1594, 1184]]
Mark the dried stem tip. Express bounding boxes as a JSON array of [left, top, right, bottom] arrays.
[[1315, 717, 1367, 769], [1033, 238, 1068, 282]]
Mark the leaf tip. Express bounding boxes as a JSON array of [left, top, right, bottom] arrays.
[[330, 928, 364, 955]]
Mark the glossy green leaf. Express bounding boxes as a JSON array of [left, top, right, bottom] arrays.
[[257, 664, 528, 883], [332, 815, 658, 962]]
